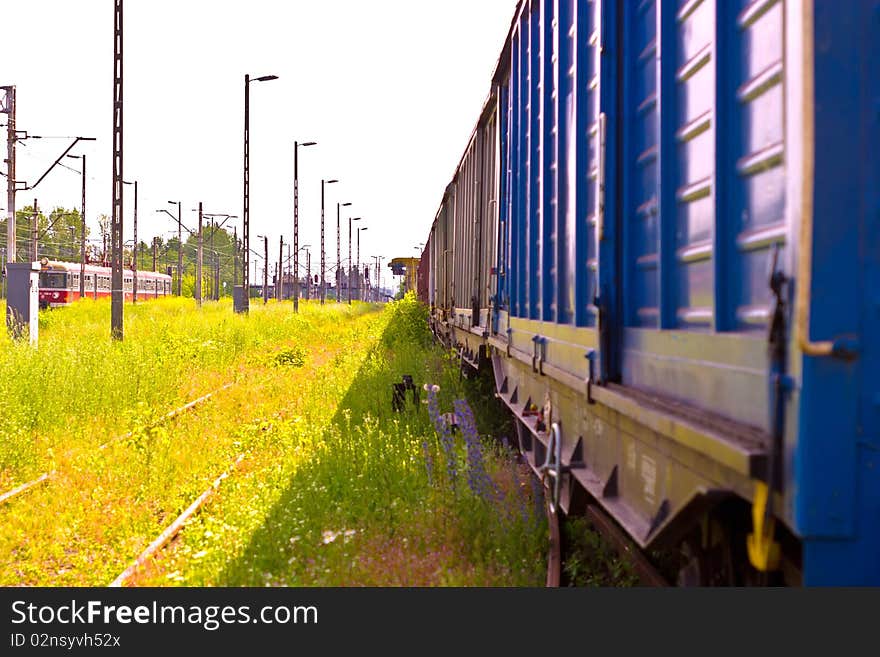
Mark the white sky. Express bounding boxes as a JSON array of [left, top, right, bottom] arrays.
[[3, 0, 516, 287]]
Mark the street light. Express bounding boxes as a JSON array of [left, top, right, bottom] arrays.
[[299, 244, 311, 300], [256, 233, 269, 304], [122, 180, 138, 302], [337, 201, 351, 303], [320, 178, 339, 305], [348, 217, 361, 304], [293, 140, 316, 312], [241, 72, 279, 314], [357, 225, 368, 302], [164, 201, 183, 295], [204, 213, 237, 301], [66, 154, 87, 299]]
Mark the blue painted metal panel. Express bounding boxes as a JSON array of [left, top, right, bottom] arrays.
[[795, 0, 879, 583], [438, 0, 880, 584], [623, 0, 659, 328], [496, 83, 510, 323], [542, 0, 556, 322], [573, 0, 598, 328], [730, 0, 786, 332], [670, 0, 715, 329], [557, 0, 575, 324], [528, 1, 541, 320], [511, 16, 524, 318]]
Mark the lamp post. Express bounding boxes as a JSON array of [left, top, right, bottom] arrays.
[[348, 217, 361, 304], [293, 140, 316, 312], [337, 201, 351, 303], [122, 180, 137, 302], [297, 244, 310, 301], [241, 73, 279, 314], [257, 234, 269, 304], [320, 178, 338, 305], [276, 235, 283, 301], [66, 154, 88, 299], [304, 246, 311, 300], [203, 213, 236, 301], [357, 225, 368, 301], [167, 201, 182, 295]]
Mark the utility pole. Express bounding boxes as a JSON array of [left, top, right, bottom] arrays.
[[233, 226, 237, 301], [277, 235, 283, 300], [320, 178, 338, 305], [306, 249, 311, 300], [210, 220, 218, 301], [263, 234, 268, 304], [176, 201, 182, 296], [375, 255, 383, 301], [30, 199, 38, 261], [3, 85, 16, 266], [123, 179, 138, 302], [337, 202, 351, 302], [79, 155, 86, 297], [110, 0, 124, 340], [347, 216, 355, 305], [152, 236, 157, 272], [132, 180, 137, 302], [286, 243, 291, 300], [196, 201, 203, 306]]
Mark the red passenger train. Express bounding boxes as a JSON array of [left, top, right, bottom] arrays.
[[38, 260, 173, 308]]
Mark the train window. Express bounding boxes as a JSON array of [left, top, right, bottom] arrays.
[[124, 277, 132, 292], [39, 272, 67, 288]]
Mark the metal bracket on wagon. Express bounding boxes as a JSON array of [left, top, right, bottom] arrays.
[[539, 422, 584, 515], [585, 350, 597, 404], [531, 335, 547, 375]]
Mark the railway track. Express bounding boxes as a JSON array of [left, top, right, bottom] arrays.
[[544, 499, 669, 588], [0, 381, 236, 507], [110, 453, 245, 587]]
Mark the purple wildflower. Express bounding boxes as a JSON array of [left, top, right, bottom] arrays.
[[425, 384, 457, 492], [453, 399, 499, 503]]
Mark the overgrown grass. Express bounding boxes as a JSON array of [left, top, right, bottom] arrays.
[[561, 517, 639, 587], [0, 297, 372, 489], [1, 294, 547, 587], [139, 294, 547, 586]]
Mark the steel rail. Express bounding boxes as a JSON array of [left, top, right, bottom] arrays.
[[110, 454, 244, 587], [0, 382, 236, 507]]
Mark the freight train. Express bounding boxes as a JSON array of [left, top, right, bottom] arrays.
[[418, 0, 879, 585], [38, 260, 172, 308]]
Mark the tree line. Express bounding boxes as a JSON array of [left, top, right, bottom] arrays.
[[0, 205, 240, 298]]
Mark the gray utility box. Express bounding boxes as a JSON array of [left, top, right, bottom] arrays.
[[6, 262, 40, 345], [233, 284, 247, 314]]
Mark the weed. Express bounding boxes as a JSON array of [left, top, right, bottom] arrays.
[[562, 516, 639, 587]]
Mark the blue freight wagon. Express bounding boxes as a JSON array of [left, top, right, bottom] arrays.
[[422, 0, 879, 585]]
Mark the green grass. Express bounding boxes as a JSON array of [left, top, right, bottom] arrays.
[[0, 297, 373, 489], [141, 295, 547, 586], [0, 294, 547, 587]]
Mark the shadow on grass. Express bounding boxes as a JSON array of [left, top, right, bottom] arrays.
[[215, 300, 447, 585]]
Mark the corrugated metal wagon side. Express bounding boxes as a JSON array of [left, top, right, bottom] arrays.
[[425, 0, 880, 585]]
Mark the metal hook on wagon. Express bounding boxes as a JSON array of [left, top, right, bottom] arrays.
[[539, 422, 564, 515]]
